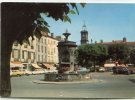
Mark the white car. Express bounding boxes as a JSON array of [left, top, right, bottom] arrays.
[[99, 67, 105, 72], [32, 69, 45, 75], [10, 70, 13, 76], [50, 69, 58, 73], [23, 69, 32, 75], [45, 69, 58, 73]]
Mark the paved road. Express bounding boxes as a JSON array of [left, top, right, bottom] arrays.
[[11, 72, 135, 98]]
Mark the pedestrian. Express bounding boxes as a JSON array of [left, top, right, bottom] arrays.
[[112, 66, 116, 74]]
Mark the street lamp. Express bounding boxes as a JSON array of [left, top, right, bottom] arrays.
[[28, 58, 31, 70]]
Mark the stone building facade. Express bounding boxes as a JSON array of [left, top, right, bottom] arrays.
[[11, 37, 36, 64], [10, 32, 59, 66]]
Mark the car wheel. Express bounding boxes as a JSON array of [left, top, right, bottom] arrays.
[[26, 74, 29, 76], [17, 74, 21, 77]]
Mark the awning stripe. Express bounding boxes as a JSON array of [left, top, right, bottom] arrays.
[[104, 64, 115, 67], [32, 64, 41, 69], [43, 64, 54, 68], [10, 62, 25, 68]]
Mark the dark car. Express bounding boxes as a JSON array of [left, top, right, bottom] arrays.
[[113, 66, 133, 75]]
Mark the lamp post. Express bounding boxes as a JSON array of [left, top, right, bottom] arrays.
[[27, 45, 31, 70]]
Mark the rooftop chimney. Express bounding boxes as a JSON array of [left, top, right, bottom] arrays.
[[51, 33, 54, 38], [123, 37, 127, 42], [100, 40, 103, 43]]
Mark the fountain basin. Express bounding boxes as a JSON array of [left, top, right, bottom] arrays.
[[44, 73, 91, 81]]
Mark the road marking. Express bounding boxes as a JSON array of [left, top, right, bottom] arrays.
[[59, 91, 63, 97]]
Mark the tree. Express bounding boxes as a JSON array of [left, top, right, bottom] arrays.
[[76, 44, 92, 67], [1, 3, 85, 97], [76, 44, 108, 71], [130, 49, 135, 65], [95, 44, 108, 66], [108, 43, 130, 64]]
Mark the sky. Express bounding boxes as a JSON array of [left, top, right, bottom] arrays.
[[42, 3, 135, 45]]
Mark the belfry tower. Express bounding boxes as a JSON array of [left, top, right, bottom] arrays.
[[80, 22, 89, 45]]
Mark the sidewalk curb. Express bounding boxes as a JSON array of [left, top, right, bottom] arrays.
[[33, 79, 104, 84]]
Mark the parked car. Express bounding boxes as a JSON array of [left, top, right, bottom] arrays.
[[10, 66, 25, 76], [128, 64, 134, 67], [126, 67, 135, 74], [55, 75, 62, 81], [113, 66, 134, 75], [32, 69, 45, 75], [89, 67, 95, 72], [48, 69, 58, 73], [98, 67, 105, 72], [10, 70, 24, 76], [23, 69, 32, 75], [10, 70, 13, 76], [77, 67, 89, 74]]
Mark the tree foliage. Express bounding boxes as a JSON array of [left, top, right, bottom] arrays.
[[76, 44, 108, 68], [2, 3, 85, 45], [108, 43, 130, 64], [95, 44, 108, 65], [130, 49, 135, 65]]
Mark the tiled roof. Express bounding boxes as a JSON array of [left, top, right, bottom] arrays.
[[98, 41, 135, 45], [41, 31, 58, 40], [125, 42, 135, 44], [113, 40, 123, 42]]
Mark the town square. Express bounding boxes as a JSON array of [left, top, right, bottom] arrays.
[[1, 2, 135, 99]]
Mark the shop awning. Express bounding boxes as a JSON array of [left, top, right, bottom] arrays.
[[10, 62, 25, 68], [104, 63, 115, 68], [117, 64, 127, 67], [32, 64, 41, 69], [61, 62, 70, 64], [43, 64, 54, 69]]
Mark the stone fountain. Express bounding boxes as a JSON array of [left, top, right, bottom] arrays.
[[44, 30, 90, 81], [57, 29, 77, 74]]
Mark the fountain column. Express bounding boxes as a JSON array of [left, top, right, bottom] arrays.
[[57, 30, 77, 74]]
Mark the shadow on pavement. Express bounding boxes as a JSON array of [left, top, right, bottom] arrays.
[[128, 79, 135, 84]]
